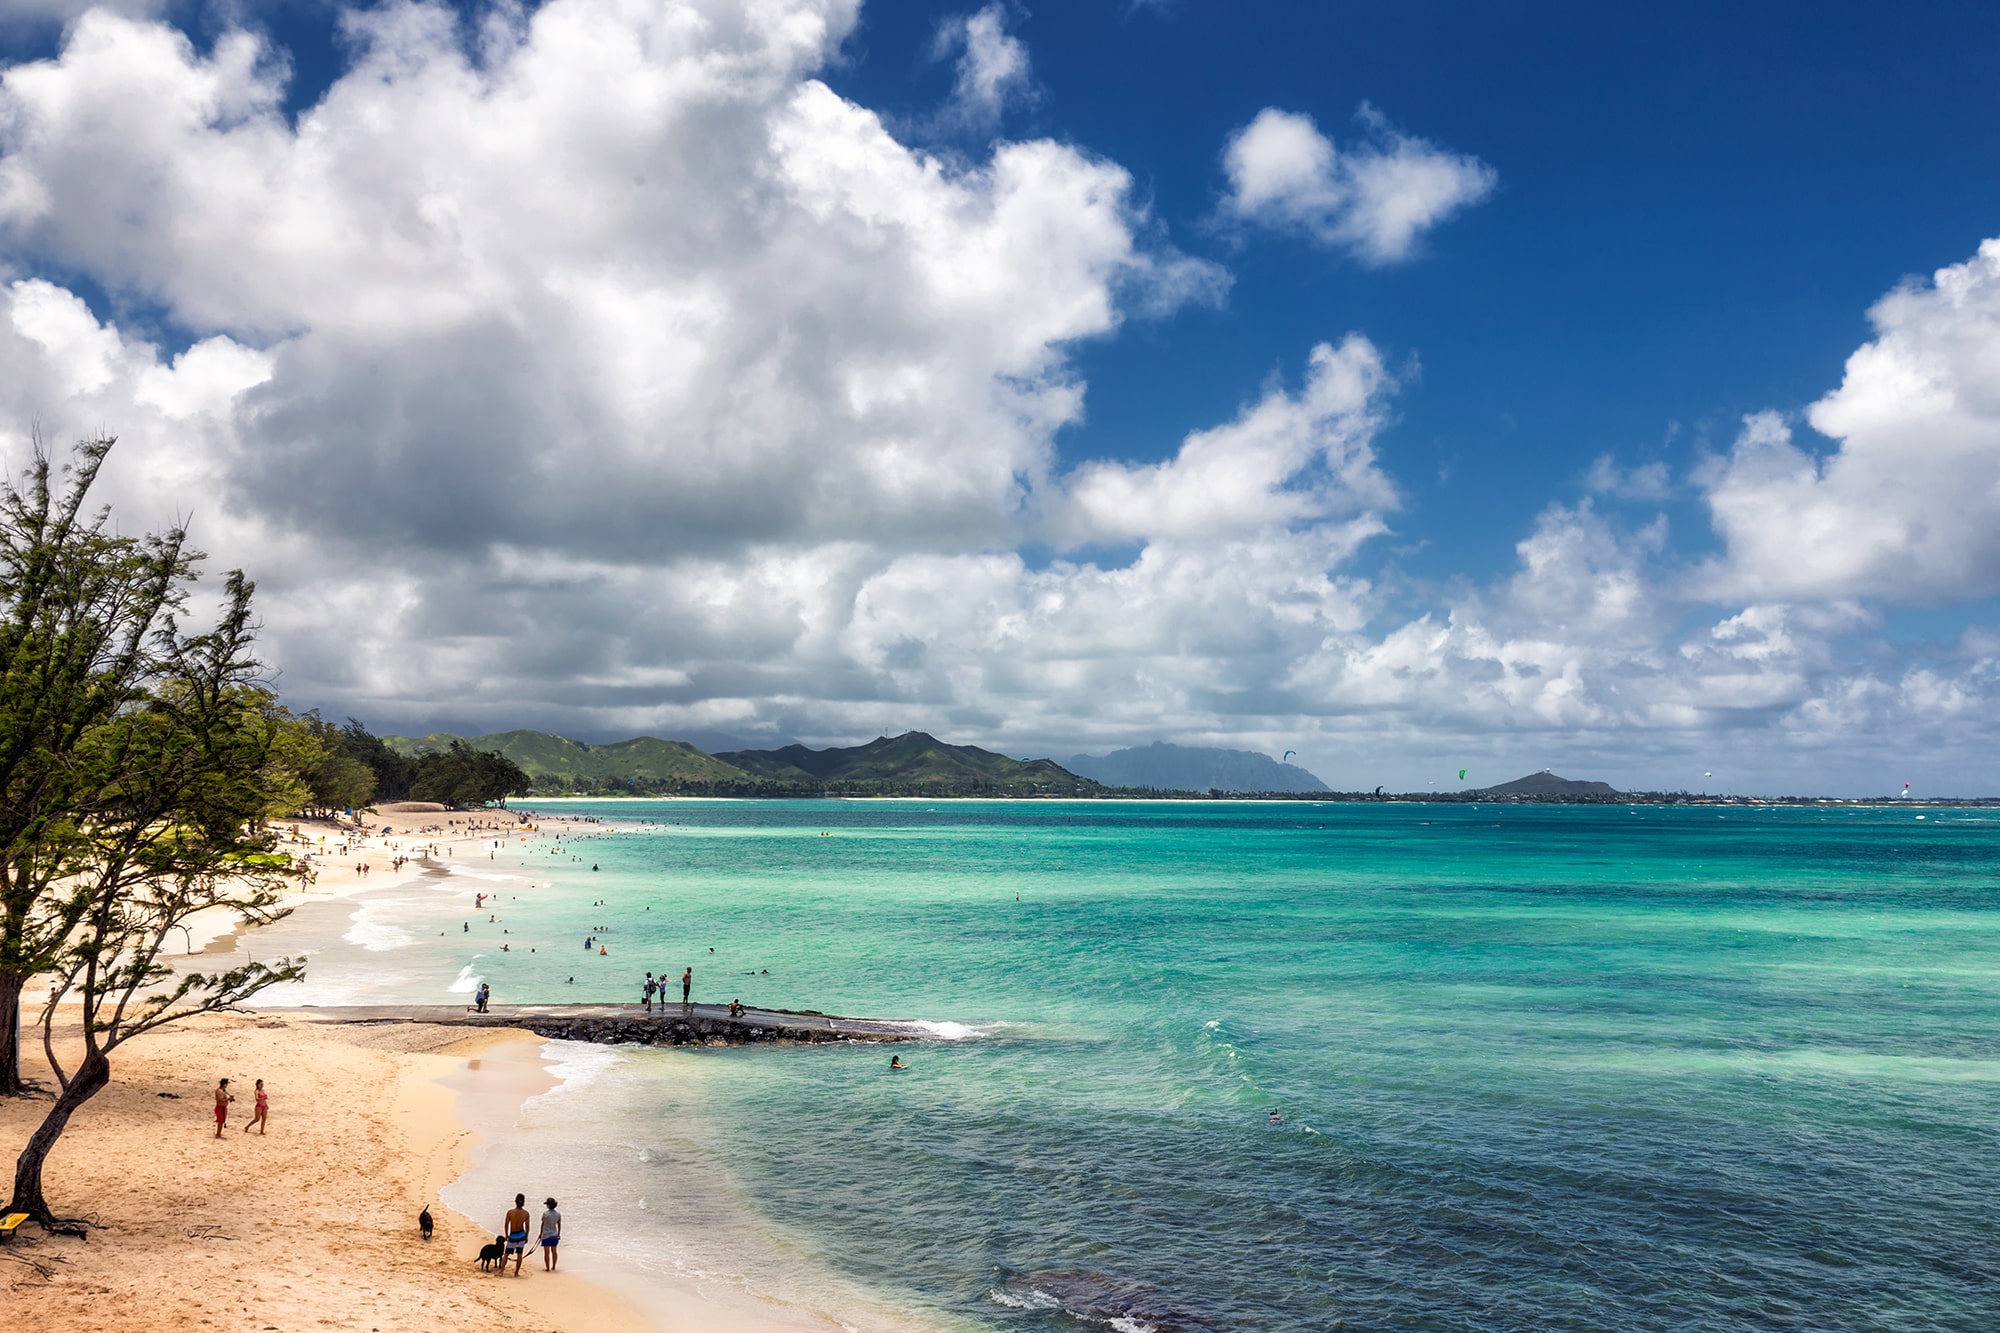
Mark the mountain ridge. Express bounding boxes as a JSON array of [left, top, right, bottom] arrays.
[[717, 731, 1099, 795]]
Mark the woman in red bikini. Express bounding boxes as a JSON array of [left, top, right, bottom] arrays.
[[244, 1078, 269, 1135]]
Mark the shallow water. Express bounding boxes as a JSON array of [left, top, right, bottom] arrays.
[[261, 801, 2000, 1331]]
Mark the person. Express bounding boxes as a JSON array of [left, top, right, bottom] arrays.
[[244, 1078, 269, 1135], [681, 966, 692, 1009], [889, 1055, 909, 1070], [502, 1193, 531, 1276], [643, 973, 657, 1012], [213, 1077, 234, 1136], [476, 982, 491, 1013], [728, 998, 744, 1018], [539, 1197, 563, 1271]]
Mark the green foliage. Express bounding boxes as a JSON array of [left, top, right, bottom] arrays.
[[0, 435, 311, 1224], [0, 435, 198, 1094], [338, 717, 415, 802], [408, 739, 532, 808], [275, 709, 374, 815]]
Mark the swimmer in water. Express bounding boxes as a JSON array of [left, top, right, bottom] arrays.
[[1268, 1111, 1281, 1124], [890, 1055, 909, 1070]]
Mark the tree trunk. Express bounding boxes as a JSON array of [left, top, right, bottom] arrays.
[[0, 972, 22, 1097], [7, 1045, 108, 1229]]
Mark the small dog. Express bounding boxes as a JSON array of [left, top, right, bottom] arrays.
[[477, 1235, 505, 1271], [419, 1207, 434, 1241]]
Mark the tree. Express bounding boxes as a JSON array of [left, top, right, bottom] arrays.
[[283, 709, 376, 816], [409, 739, 530, 808], [336, 717, 415, 803], [8, 573, 308, 1228], [0, 437, 192, 1096]]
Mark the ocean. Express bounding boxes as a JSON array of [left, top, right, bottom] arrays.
[[256, 800, 2000, 1332]]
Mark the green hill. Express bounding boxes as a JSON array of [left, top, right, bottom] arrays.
[[379, 728, 1100, 796], [1479, 771, 1621, 799], [715, 731, 1099, 795], [383, 730, 754, 792]]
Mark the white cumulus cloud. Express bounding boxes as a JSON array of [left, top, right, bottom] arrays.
[[1702, 238, 2000, 603], [933, 3, 1032, 129], [1220, 105, 1495, 264]]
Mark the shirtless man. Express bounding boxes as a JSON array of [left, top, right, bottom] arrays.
[[212, 1078, 234, 1137], [502, 1194, 531, 1276], [681, 966, 692, 1010]]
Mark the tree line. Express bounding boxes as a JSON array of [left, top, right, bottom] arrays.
[[289, 714, 529, 814], [0, 437, 522, 1232]]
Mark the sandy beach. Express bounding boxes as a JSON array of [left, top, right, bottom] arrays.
[[3, 806, 890, 1333]]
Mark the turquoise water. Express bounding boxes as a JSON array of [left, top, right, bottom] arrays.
[[288, 801, 2000, 1330]]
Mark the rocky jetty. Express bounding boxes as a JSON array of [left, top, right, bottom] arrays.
[[277, 1000, 924, 1047]]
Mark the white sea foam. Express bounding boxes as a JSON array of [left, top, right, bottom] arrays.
[[447, 962, 482, 993], [989, 1287, 1061, 1311], [895, 1019, 985, 1040], [445, 864, 521, 882], [523, 1040, 624, 1111], [343, 901, 413, 952]]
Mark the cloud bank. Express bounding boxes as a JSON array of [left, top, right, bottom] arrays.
[[0, 0, 1995, 793]]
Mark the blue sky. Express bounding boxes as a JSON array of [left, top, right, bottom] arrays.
[[2, 0, 1998, 792]]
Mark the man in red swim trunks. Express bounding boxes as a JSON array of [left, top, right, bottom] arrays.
[[213, 1078, 234, 1137]]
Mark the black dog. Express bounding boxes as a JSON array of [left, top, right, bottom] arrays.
[[419, 1207, 434, 1241], [477, 1235, 505, 1271]]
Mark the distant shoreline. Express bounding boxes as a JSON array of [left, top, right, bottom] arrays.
[[514, 792, 2000, 807]]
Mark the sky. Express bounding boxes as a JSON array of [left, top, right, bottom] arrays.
[[2, 0, 1999, 794]]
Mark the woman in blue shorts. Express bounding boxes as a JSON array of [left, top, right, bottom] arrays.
[[540, 1197, 563, 1270]]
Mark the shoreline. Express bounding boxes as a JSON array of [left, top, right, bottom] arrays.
[[7, 806, 959, 1333], [1, 1009, 655, 1332]]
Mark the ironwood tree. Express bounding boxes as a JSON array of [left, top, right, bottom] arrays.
[[6, 570, 309, 1228], [0, 437, 191, 1097]]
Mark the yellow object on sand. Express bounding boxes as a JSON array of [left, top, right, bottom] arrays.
[[0, 1211, 28, 1241]]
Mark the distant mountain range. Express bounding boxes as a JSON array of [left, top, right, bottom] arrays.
[[383, 730, 753, 788], [1061, 742, 1330, 794], [380, 728, 1625, 802], [386, 729, 1099, 796], [717, 732, 1097, 795]]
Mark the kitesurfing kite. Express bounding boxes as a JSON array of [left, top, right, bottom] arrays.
[[1458, 769, 1467, 781], [1282, 750, 1296, 763]]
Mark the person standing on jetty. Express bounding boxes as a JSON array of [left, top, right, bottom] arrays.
[[681, 966, 692, 1011], [643, 972, 657, 1012]]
